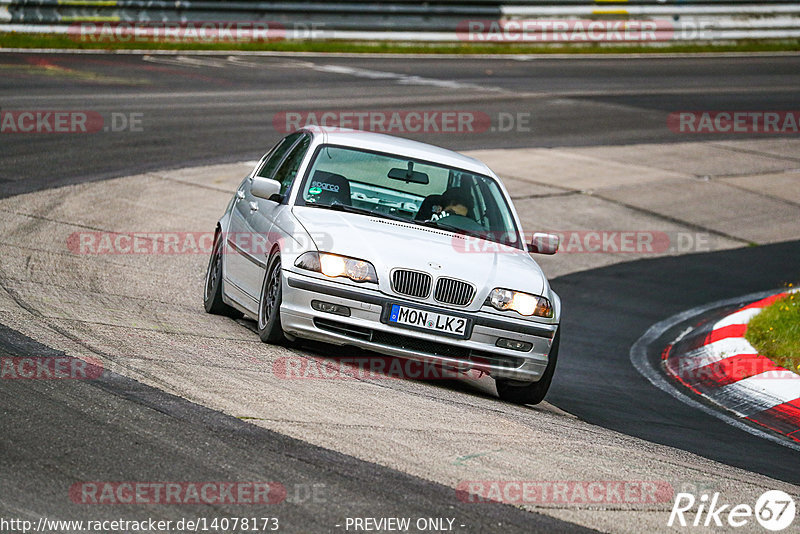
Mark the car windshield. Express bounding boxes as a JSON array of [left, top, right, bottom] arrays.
[[296, 145, 524, 249]]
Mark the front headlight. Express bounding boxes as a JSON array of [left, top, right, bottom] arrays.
[[486, 288, 553, 318], [295, 252, 378, 284]]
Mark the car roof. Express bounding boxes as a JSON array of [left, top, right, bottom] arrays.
[[300, 126, 495, 177]]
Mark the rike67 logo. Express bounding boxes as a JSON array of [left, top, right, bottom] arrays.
[[668, 490, 796, 531]]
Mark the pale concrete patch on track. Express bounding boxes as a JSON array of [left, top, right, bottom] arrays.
[[720, 172, 800, 207], [563, 141, 800, 178], [598, 180, 800, 244], [475, 139, 800, 277], [712, 138, 800, 163], [467, 148, 688, 192], [1, 140, 798, 533]]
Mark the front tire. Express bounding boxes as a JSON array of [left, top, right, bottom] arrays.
[[257, 255, 285, 344], [496, 327, 560, 405], [204, 232, 241, 318]]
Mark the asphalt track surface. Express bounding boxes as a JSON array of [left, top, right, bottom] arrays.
[[0, 323, 593, 533], [1, 53, 799, 197], [1, 52, 800, 531]]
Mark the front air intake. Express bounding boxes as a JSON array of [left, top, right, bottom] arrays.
[[434, 277, 475, 306], [391, 269, 431, 299]]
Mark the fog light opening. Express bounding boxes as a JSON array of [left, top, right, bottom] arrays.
[[311, 300, 351, 317], [496, 338, 533, 352]]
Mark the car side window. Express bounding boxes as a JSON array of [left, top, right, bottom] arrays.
[[273, 134, 311, 195], [256, 132, 302, 180]]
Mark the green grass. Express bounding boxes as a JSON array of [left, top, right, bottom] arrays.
[[2, 32, 800, 55], [746, 291, 800, 373]]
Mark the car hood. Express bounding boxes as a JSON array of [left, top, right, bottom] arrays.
[[292, 206, 548, 302]]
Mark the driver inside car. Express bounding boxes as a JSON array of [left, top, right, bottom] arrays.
[[432, 188, 485, 233]]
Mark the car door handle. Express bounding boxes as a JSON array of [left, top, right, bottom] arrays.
[[249, 201, 259, 212], [236, 190, 245, 201]]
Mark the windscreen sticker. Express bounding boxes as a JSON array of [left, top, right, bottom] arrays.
[[311, 181, 340, 192]]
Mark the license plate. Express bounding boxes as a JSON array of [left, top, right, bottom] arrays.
[[387, 304, 468, 337]]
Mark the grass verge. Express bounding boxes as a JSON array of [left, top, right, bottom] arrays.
[[1, 33, 800, 54], [746, 291, 800, 373]]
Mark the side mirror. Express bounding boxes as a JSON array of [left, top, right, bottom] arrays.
[[529, 232, 559, 255], [251, 176, 281, 201]]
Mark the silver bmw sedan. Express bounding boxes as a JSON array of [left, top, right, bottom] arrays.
[[204, 126, 561, 404]]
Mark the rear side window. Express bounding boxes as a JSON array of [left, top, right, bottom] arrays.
[[256, 132, 302, 179], [273, 134, 311, 195]]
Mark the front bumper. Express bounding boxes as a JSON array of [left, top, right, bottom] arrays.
[[280, 271, 558, 382]]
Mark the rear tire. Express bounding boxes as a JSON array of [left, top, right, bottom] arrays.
[[257, 255, 285, 344], [204, 232, 242, 318], [496, 327, 560, 405]]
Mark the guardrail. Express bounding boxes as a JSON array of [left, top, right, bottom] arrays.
[[1, 1, 799, 43]]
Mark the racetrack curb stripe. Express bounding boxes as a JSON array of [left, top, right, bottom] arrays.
[[704, 323, 746, 344], [664, 289, 800, 442], [694, 354, 783, 388], [630, 289, 800, 452]]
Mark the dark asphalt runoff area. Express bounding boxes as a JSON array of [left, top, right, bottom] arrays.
[[1, 51, 799, 531], [550, 240, 800, 485]]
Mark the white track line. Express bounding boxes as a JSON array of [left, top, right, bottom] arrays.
[[670, 337, 758, 373], [718, 372, 800, 417], [714, 307, 763, 329]]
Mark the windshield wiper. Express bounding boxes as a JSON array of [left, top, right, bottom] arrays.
[[304, 201, 410, 223], [414, 219, 519, 248], [416, 218, 512, 245]]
